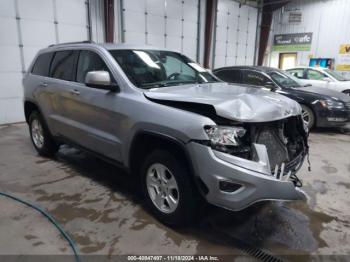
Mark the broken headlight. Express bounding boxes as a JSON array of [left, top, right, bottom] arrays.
[[203, 125, 251, 159], [204, 125, 246, 146], [204, 125, 250, 158]]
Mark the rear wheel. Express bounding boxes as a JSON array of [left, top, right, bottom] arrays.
[[140, 150, 200, 227], [301, 105, 315, 130], [29, 111, 59, 156]]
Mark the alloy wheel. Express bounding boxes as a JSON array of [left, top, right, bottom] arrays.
[[146, 163, 179, 214], [31, 118, 44, 149]]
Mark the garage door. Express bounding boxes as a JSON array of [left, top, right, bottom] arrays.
[[0, 0, 89, 124], [121, 0, 200, 61], [213, 0, 258, 68]]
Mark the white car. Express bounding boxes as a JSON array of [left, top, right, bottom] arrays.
[[287, 67, 350, 96]]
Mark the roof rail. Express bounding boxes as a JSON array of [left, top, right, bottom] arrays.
[[48, 40, 95, 47]]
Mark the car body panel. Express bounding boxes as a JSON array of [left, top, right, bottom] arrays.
[[23, 43, 309, 211]]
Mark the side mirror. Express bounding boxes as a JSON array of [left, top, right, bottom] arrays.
[[323, 77, 332, 82], [264, 81, 277, 90], [85, 71, 118, 91]]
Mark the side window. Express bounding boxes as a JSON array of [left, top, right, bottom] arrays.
[[243, 70, 269, 86], [50, 50, 79, 81], [76, 50, 111, 83], [215, 69, 241, 83], [288, 69, 304, 79], [307, 69, 326, 80], [31, 52, 54, 77]]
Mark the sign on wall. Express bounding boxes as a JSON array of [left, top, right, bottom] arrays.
[[272, 32, 312, 51], [336, 44, 350, 71]]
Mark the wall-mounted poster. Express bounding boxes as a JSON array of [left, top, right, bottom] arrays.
[[336, 44, 350, 71], [272, 33, 312, 51]]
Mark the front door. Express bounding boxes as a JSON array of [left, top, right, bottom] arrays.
[[279, 53, 297, 70]]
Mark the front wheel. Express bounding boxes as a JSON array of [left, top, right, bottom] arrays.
[[301, 105, 315, 130], [29, 111, 59, 156], [140, 150, 200, 227]]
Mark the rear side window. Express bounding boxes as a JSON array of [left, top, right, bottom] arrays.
[[288, 69, 304, 79], [31, 52, 54, 77], [50, 50, 79, 81], [76, 50, 111, 83], [243, 70, 269, 86], [215, 69, 241, 83]]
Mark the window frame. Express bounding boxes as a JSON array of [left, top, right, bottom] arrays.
[[31, 52, 55, 77], [75, 49, 116, 86], [49, 50, 80, 82]]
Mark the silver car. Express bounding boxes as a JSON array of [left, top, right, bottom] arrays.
[[23, 42, 309, 226]]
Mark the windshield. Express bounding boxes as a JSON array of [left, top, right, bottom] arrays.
[[323, 68, 348, 81], [268, 70, 303, 88], [109, 49, 218, 88]]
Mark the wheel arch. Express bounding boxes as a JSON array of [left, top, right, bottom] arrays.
[[24, 100, 41, 123], [128, 131, 208, 195]]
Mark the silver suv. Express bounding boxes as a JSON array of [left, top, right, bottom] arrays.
[[23, 42, 309, 226]]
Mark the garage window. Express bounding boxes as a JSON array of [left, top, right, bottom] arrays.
[[50, 50, 79, 81], [31, 52, 54, 77]]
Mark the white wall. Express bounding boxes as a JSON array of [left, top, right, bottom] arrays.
[[0, 0, 103, 125], [213, 0, 258, 68], [265, 0, 350, 77], [120, 0, 201, 61]]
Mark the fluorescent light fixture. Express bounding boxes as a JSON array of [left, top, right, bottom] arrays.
[[133, 51, 160, 69]]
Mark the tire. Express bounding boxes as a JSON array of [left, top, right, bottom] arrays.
[[29, 111, 59, 156], [301, 105, 315, 130], [343, 90, 350, 96], [140, 150, 200, 227]]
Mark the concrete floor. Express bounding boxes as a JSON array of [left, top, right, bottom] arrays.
[[0, 123, 349, 260]]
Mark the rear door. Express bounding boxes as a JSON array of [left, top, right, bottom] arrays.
[[47, 50, 80, 137]]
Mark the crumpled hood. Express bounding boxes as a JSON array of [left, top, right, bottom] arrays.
[[144, 82, 302, 122]]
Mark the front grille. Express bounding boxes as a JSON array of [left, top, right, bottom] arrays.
[[345, 101, 350, 110], [250, 116, 307, 177]]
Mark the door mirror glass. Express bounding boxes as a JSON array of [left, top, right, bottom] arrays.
[[85, 71, 118, 91]]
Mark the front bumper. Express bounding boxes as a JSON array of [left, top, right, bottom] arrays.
[[187, 142, 306, 211], [316, 108, 350, 127]]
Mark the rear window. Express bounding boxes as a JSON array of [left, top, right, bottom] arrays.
[[31, 52, 54, 77], [50, 50, 79, 81]]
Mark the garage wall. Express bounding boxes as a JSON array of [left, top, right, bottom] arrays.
[[121, 0, 200, 61], [265, 0, 350, 77], [213, 0, 258, 68], [0, 0, 103, 125]]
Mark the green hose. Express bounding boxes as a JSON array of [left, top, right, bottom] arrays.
[[0, 191, 80, 262]]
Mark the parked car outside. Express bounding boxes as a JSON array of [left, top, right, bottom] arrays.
[[213, 66, 350, 129], [24, 43, 308, 226], [286, 66, 350, 95]]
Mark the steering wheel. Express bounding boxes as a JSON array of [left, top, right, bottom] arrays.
[[167, 72, 180, 80]]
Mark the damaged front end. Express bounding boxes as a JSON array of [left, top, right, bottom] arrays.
[[200, 115, 309, 188]]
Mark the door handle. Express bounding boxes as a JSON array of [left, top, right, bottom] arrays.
[[39, 82, 47, 87], [70, 89, 80, 95]]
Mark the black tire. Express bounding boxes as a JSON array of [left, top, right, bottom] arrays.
[[343, 90, 350, 96], [140, 150, 200, 227], [29, 111, 59, 156], [301, 105, 315, 130]]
